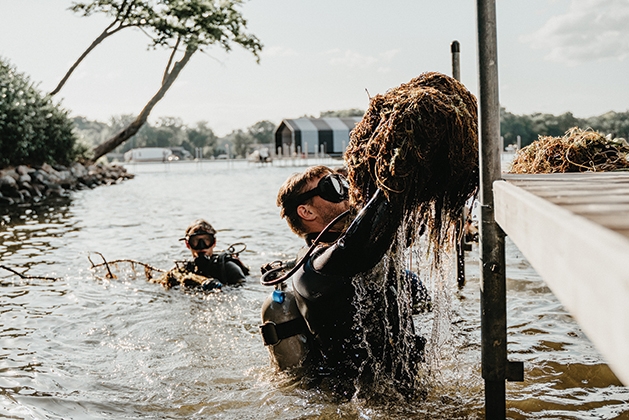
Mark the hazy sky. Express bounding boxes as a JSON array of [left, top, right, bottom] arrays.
[[1, 0, 628, 136]]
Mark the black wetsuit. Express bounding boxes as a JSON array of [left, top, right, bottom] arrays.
[[187, 253, 249, 286], [291, 190, 423, 395]]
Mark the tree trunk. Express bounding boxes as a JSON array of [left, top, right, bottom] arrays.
[[91, 46, 197, 162], [50, 22, 125, 96]]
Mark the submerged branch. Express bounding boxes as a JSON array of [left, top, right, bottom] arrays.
[[0, 265, 60, 281]]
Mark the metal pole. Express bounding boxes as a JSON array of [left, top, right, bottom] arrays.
[[451, 40, 461, 81], [452, 40, 466, 288], [477, 0, 525, 418]]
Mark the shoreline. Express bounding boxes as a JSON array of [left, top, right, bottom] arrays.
[[0, 162, 134, 206]]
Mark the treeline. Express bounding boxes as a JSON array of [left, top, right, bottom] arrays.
[[76, 107, 628, 159], [501, 108, 629, 149], [73, 116, 276, 159], [73, 108, 366, 160]]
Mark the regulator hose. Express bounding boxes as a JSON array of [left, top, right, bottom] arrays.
[[260, 209, 351, 286]]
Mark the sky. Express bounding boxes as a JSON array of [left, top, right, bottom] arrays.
[[0, 0, 628, 136]]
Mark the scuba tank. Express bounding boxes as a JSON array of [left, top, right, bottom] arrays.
[[260, 282, 310, 370], [258, 213, 352, 371]]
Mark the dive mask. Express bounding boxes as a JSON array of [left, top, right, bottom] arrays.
[[187, 233, 216, 250], [292, 173, 349, 207]]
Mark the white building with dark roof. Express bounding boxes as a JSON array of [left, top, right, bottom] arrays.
[[274, 117, 362, 157]]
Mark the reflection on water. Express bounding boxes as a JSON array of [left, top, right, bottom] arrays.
[[1, 160, 628, 419]]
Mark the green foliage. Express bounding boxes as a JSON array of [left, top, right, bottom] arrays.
[[247, 120, 275, 144], [582, 111, 629, 141], [500, 108, 628, 149], [0, 58, 78, 168], [74, 115, 220, 157], [71, 0, 156, 26], [227, 129, 254, 158], [184, 121, 217, 155], [71, 0, 262, 58], [153, 0, 262, 57], [320, 108, 365, 118], [145, 117, 186, 148], [73, 116, 111, 148]]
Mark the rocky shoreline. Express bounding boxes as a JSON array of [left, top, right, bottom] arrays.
[[0, 162, 134, 206]]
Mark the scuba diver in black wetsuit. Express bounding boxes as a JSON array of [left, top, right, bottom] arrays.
[[157, 219, 249, 290], [260, 166, 428, 397]]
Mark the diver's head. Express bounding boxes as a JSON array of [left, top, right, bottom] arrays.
[[182, 219, 217, 257], [277, 166, 350, 237]]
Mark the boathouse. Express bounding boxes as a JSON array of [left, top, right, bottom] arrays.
[[274, 117, 362, 157]]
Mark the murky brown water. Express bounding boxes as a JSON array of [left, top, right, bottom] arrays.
[[1, 160, 628, 419]]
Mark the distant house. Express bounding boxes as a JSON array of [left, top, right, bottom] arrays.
[[274, 117, 362, 157]]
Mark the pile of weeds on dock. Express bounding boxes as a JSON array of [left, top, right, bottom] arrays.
[[344, 71, 479, 255], [509, 127, 629, 174]]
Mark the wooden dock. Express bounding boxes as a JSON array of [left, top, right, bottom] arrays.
[[493, 172, 629, 386]]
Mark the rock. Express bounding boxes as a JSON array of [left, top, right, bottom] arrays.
[[16, 165, 32, 176], [47, 185, 67, 198], [19, 189, 32, 200], [31, 170, 47, 185], [1, 168, 19, 181], [56, 169, 76, 188], [70, 162, 88, 178], [1, 161, 132, 207], [0, 195, 14, 205], [18, 173, 32, 184], [9, 190, 24, 203], [0, 174, 18, 191], [40, 162, 56, 175], [31, 183, 45, 198]]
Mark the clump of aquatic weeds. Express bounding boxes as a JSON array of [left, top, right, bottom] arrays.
[[341, 72, 479, 399], [509, 127, 629, 174], [345, 71, 479, 256]]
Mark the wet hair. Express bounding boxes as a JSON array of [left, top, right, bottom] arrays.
[[184, 219, 217, 238], [277, 165, 333, 237]]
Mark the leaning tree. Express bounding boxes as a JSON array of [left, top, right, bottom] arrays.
[[62, 0, 262, 162], [50, 0, 158, 96]]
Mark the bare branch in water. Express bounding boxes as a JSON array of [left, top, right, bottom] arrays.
[[88, 253, 166, 277], [0, 265, 60, 281], [91, 252, 116, 279]]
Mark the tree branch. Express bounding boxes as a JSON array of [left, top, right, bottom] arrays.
[[50, 21, 127, 96], [163, 37, 182, 84], [0, 265, 60, 281], [91, 45, 198, 161]]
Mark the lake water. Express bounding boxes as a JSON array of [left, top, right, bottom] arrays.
[[1, 159, 628, 419]]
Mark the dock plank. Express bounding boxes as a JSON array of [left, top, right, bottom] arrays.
[[494, 172, 629, 386]]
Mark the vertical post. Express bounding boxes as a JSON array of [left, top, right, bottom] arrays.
[[477, 0, 513, 418], [452, 40, 466, 288], [451, 40, 461, 81]]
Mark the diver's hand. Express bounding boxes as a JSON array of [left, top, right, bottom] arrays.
[[201, 279, 222, 291]]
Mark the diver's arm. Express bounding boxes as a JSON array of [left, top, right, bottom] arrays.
[[310, 189, 401, 277]]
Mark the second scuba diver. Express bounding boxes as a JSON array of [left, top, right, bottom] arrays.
[[155, 219, 249, 291]]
